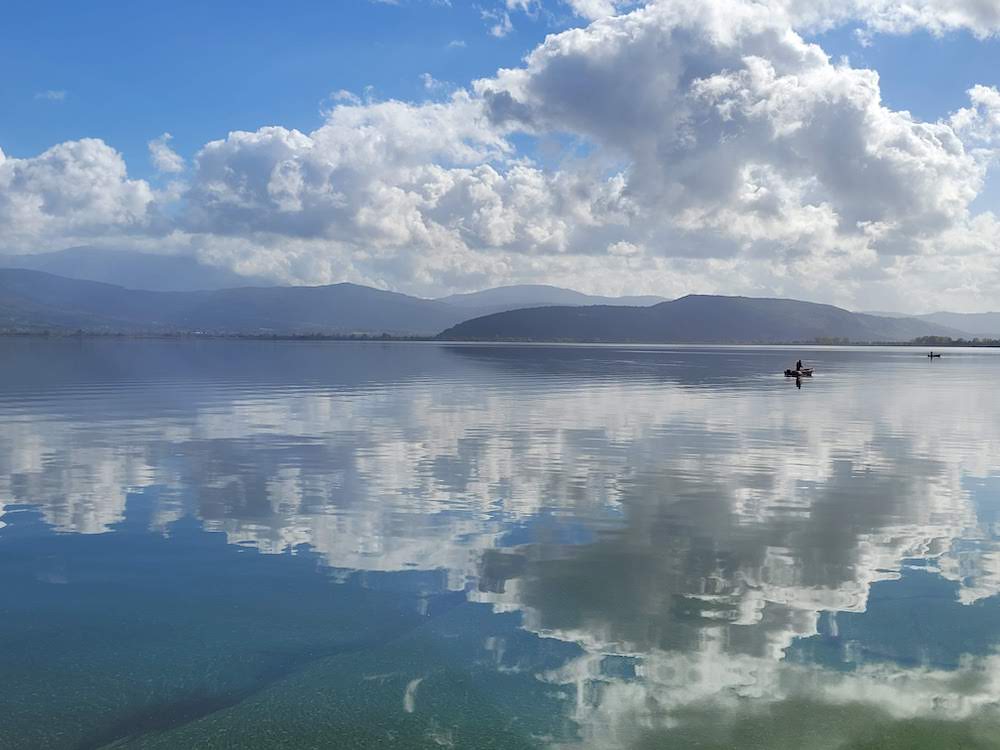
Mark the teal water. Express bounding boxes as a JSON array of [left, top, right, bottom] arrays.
[[2, 340, 1000, 749]]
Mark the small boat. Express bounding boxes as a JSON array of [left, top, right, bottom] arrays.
[[927, 353, 942, 358], [785, 368, 814, 377]]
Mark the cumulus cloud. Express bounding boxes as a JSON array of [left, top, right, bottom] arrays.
[[169, 89, 634, 291], [481, 2, 983, 232], [183, 93, 508, 236], [777, 0, 1000, 38], [148, 132, 185, 174], [0, 139, 153, 248], [952, 84, 1000, 156], [3, 0, 1000, 309], [475, 0, 1000, 300]]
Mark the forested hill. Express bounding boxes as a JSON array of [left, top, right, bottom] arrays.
[[438, 295, 962, 343]]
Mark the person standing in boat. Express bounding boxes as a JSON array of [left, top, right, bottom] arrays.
[[796, 359, 803, 371]]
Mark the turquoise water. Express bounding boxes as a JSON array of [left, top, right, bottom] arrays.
[[2, 340, 1000, 749]]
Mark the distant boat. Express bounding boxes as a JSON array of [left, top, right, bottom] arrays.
[[785, 368, 814, 377], [927, 352, 942, 358]]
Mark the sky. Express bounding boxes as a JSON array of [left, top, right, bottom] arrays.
[[2, 0, 1000, 311]]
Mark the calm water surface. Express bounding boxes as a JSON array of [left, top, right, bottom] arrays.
[[2, 340, 1000, 749]]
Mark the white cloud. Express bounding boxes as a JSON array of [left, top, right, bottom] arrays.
[[420, 72, 446, 91], [167, 90, 632, 292], [562, 0, 636, 19], [34, 89, 67, 102], [505, 0, 540, 13], [482, 7, 514, 37], [560, 0, 1000, 36], [496, 0, 637, 22], [148, 132, 186, 174], [473, 0, 1000, 304], [0, 139, 153, 248], [951, 84, 1000, 155], [182, 92, 510, 237], [778, 0, 1000, 38]]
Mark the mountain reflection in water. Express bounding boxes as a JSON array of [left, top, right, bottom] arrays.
[[1, 340, 1000, 749]]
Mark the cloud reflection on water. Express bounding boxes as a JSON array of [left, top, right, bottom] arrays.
[[2, 340, 1000, 746]]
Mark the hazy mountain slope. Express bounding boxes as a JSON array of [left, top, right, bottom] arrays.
[[861, 310, 909, 319], [0, 269, 462, 334], [914, 312, 1000, 338], [439, 295, 962, 343], [860, 310, 1000, 338], [167, 283, 462, 333], [436, 284, 666, 315], [0, 247, 272, 291], [0, 270, 160, 330]]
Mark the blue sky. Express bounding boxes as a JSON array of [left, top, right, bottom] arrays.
[[3, 0, 1000, 310], [818, 28, 1000, 120]]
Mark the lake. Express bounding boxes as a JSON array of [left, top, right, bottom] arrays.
[[2, 339, 1000, 749]]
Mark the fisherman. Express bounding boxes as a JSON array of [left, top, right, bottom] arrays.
[[796, 359, 803, 371]]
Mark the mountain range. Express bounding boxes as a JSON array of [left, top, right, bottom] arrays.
[[0, 248, 669, 308], [0, 248, 671, 334], [0, 270, 668, 336], [0, 269, 461, 335], [0, 247, 274, 292], [439, 295, 962, 344], [0, 258, 980, 343], [437, 285, 667, 314], [867, 310, 1000, 339]]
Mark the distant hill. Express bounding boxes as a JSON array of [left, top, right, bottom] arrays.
[[860, 309, 1000, 338], [436, 284, 666, 315], [914, 312, 1000, 339], [0, 247, 272, 292], [0, 269, 463, 335], [439, 295, 963, 343], [861, 310, 908, 319]]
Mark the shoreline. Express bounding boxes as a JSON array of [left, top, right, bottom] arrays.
[[1, 331, 998, 347]]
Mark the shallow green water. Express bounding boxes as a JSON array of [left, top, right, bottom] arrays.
[[2, 340, 1000, 749]]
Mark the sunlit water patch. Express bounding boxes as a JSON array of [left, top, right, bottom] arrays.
[[2, 340, 1000, 748]]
